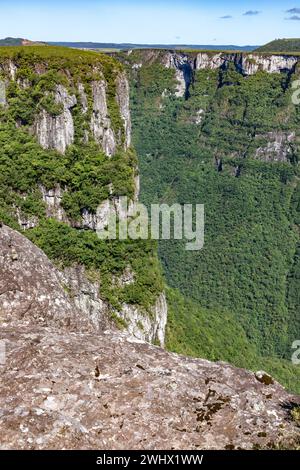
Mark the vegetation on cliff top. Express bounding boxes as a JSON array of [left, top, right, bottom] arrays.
[[0, 46, 164, 312], [256, 38, 300, 53]]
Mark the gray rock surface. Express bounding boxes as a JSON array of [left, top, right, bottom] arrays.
[[116, 72, 132, 148], [0, 224, 85, 330], [0, 225, 299, 450], [90, 80, 116, 156], [254, 132, 296, 162], [34, 85, 76, 154], [0, 322, 299, 450], [165, 51, 299, 75], [116, 292, 167, 347], [0, 224, 166, 345]]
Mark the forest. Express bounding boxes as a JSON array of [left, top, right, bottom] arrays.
[[127, 54, 300, 392]]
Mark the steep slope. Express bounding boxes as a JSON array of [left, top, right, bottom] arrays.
[[0, 223, 299, 450], [0, 46, 166, 345], [121, 49, 300, 392]]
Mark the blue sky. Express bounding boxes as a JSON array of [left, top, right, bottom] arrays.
[[1, 0, 300, 45]]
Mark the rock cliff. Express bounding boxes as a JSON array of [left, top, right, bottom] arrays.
[[0, 47, 167, 346], [34, 85, 76, 154], [0, 55, 131, 157], [0, 220, 167, 347], [127, 49, 299, 99]]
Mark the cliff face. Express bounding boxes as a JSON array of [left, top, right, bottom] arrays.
[[0, 52, 138, 232], [125, 49, 300, 163], [34, 85, 76, 154], [124, 46, 300, 394], [0, 224, 167, 342], [127, 49, 299, 99], [161, 50, 299, 74], [90, 80, 116, 156], [0, 47, 167, 346], [0, 238, 299, 449], [1, 57, 131, 158]]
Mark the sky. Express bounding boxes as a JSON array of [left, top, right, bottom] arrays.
[[1, 0, 300, 45]]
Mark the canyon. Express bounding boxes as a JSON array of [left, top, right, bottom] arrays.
[[0, 45, 299, 449]]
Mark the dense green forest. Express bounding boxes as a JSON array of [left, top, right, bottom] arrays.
[[127, 52, 300, 392]]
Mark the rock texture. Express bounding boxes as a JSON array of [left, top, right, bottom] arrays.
[[139, 50, 299, 99], [58, 265, 109, 332], [116, 292, 167, 347], [40, 185, 68, 222], [38, 175, 140, 233], [116, 73, 132, 149], [0, 224, 299, 450], [90, 80, 116, 156], [254, 132, 296, 162], [163, 51, 299, 76], [0, 224, 166, 346], [1, 58, 132, 157], [0, 322, 299, 450], [0, 80, 6, 106], [34, 85, 76, 154], [0, 224, 86, 330], [240, 54, 298, 75]]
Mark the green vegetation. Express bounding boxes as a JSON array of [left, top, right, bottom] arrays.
[[128, 55, 300, 392], [0, 46, 164, 312], [27, 218, 163, 311], [166, 288, 300, 394], [291, 405, 300, 424], [0, 46, 125, 138], [256, 38, 300, 53], [0, 122, 136, 221]]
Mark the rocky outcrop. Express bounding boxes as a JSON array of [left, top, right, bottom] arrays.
[[58, 265, 109, 331], [37, 172, 139, 232], [34, 85, 76, 154], [1, 57, 132, 156], [254, 131, 296, 162], [40, 185, 68, 222], [78, 173, 139, 232], [0, 223, 166, 344], [162, 52, 194, 98], [90, 80, 116, 156], [0, 320, 299, 450], [194, 52, 298, 74], [115, 292, 167, 347], [1, 223, 299, 450], [240, 54, 298, 75], [154, 51, 299, 102], [8, 60, 18, 80], [0, 79, 6, 105], [15, 208, 38, 230], [165, 51, 299, 76], [116, 73, 132, 148], [195, 52, 225, 70], [0, 224, 86, 329], [78, 82, 88, 114]]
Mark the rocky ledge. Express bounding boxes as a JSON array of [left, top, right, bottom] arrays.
[[0, 225, 299, 449], [0, 323, 299, 450]]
